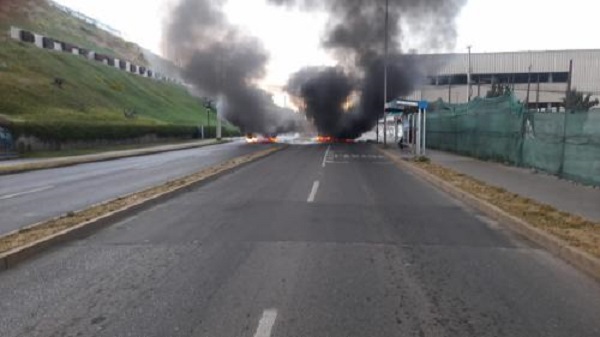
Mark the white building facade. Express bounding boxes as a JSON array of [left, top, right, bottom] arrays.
[[406, 49, 600, 111]]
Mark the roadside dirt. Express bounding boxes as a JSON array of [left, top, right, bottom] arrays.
[[414, 160, 600, 259], [0, 146, 281, 255]]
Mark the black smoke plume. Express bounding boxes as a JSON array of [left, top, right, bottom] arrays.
[[271, 0, 466, 138], [163, 0, 304, 134]]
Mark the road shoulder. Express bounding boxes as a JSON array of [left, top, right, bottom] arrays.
[[379, 147, 600, 282]]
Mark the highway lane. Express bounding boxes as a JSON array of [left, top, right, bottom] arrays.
[[0, 141, 274, 234], [1, 144, 600, 336]]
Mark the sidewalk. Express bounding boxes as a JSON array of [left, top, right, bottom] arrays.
[[0, 139, 227, 174], [423, 149, 600, 222]]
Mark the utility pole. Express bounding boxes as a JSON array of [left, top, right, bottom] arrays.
[[207, 104, 210, 135], [467, 45, 472, 102], [525, 64, 532, 108], [566, 59, 573, 99], [216, 54, 225, 141], [536, 74, 540, 111], [216, 102, 222, 140], [382, 0, 389, 147], [558, 59, 573, 177]]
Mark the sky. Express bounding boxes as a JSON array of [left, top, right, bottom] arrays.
[[55, 0, 600, 89]]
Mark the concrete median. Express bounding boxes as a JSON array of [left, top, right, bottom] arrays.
[[0, 139, 228, 175]]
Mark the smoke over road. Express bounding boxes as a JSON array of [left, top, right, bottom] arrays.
[[271, 0, 466, 138], [163, 0, 304, 134], [164, 0, 465, 137]]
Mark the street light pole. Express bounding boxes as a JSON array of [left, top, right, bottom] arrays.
[[216, 53, 225, 141], [467, 45, 472, 102], [216, 100, 222, 140], [383, 0, 389, 147]]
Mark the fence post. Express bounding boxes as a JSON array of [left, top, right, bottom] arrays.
[[518, 103, 527, 167], [557, 60, 574, 177], [453, 107, 458, 153], [558, 110, 569, 178]]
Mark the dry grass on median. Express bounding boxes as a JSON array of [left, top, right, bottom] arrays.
[[0, 146, 281, 255], [412, 160, 600, 259]]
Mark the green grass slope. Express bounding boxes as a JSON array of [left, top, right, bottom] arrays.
[[0, 39, 236, 141], [0, 0, 146, 64]]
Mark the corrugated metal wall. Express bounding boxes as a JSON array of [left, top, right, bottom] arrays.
[[409, 50, 600, 104]]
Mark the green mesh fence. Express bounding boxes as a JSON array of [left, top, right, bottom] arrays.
[[426, 94, 600, 186]]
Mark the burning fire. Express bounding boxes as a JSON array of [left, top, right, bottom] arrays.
[[316, 136, 354, 144], [245, 133, 277, 144], [316, 136, 333, 143]]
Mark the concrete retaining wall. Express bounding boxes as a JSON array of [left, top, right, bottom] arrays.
[[34, 34, 44, 48], [10, 27, 21, 40], [7, 26, 182, 85]]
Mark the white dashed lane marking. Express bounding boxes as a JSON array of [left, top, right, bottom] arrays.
[[0, 185, 54, 200], [307, 181, 320, 203], [253, 309, 278, 337]]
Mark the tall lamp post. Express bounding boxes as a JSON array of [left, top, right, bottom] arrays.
[[467, 45, 472, 102], [382, 0, 389, 146]]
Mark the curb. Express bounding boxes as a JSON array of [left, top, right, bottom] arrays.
[[0, 139, 229, 175], [0, 145, 284, 271], [379, 148, 600, 282]]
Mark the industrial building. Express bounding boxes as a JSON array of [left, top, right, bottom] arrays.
[[405, 49, 600, 110]]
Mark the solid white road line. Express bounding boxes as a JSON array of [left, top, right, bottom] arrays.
[[253, 309, 278, 337], [0, 185, 54, 200], [307, 180, 320, 203], [322, 144, 331, 168]]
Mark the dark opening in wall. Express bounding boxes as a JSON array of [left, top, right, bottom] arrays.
[[20, 30, 34, 43], [429, 72, 570, 86], [42, 37, 55, 49]]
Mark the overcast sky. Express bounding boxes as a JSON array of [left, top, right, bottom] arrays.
[[55, 0, 600, 88]]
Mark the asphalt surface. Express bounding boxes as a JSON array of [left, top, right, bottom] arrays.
[[0, 141, 274, 234], [1, 143, 600, 337]]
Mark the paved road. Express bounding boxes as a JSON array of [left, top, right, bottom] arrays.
[[0, 141, 273, 234], [1, 144, 600, 336]]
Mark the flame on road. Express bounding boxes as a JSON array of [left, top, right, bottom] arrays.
[[316, 136, 354, 144], [245, 134, 277, 144]]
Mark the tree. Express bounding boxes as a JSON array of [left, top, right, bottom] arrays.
[[486, 83, 512, 98], [562, 89, 599, 111]]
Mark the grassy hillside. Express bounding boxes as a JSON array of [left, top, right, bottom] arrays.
[[0, 0, 146, 64], [0, 38, 237, 141]]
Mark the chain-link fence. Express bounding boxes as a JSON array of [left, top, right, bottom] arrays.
[[426, 95, 600, 186]]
